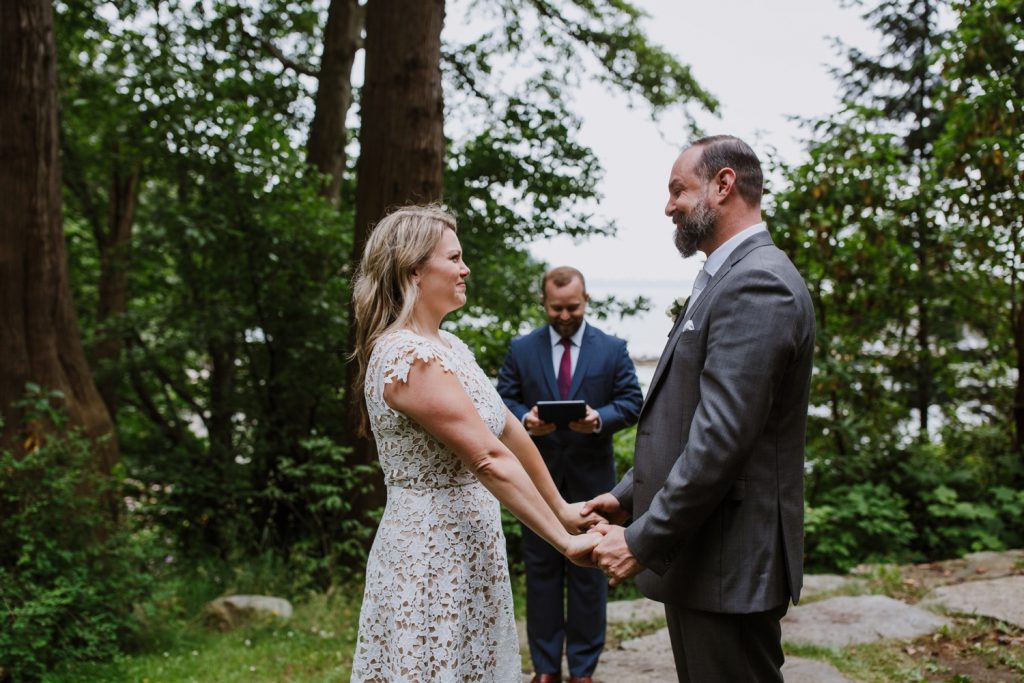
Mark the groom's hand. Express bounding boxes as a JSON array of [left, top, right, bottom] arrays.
[[591, 524, 643, 587], [560, 501, 607, 533], [581, 492, 630, 526]]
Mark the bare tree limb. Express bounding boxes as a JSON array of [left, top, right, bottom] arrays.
[[260, 37, 319, 77]]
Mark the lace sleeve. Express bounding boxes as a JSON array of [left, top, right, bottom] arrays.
[[369, 331, 455, 413]]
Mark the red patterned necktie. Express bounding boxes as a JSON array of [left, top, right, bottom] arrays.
[[557, 337, 572, 399]]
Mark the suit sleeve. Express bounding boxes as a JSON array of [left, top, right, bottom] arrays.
[[496, 341, 531, 421], [611, 467, 635, 515], [624, 266, 807, 575], [594, 340, 644, 434]]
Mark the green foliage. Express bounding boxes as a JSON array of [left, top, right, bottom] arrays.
[[613, 425, 636, 481], [266, 438, 377, 585], [805, 483, 917, 572], [0, 390, 152, 680], [919, 485, 1024, 556], [52, 0, 703, 590], [773, 0, 1024, 571]]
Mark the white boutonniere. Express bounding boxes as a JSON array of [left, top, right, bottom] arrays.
[[666, 296, 689, 320]]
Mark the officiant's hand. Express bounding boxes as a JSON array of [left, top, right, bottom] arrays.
[[558, 501, 607, 534], [580, 492, 630, 526], [590, 524, 643, 586], [524, 406, 556, 437], [568, 404, 600, 434], [565, 530, 602, 568]]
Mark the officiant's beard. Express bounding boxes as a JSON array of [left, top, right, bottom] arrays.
[[673, 196, 717, 258]]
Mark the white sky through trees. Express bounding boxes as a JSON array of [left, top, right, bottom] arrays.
[[523, 0, 879, 357]]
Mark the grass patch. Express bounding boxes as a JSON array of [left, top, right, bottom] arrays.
[[785, 639, 923, 682], [606, 617, 666, 649], [45, 585, 364, 683]]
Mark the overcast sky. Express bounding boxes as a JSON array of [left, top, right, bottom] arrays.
[[527, 0, 880, 287]]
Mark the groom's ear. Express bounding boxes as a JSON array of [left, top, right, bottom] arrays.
[[714, 167, 737, 203]]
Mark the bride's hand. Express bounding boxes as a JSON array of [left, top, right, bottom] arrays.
[[564, 530, 602, 567], [558, 501, 607, 534]]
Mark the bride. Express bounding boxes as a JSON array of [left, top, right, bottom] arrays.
[[349, 205, 603, 681]]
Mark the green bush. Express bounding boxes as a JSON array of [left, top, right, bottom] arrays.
[[805, 482, 917, 572], [0, 389, 152, 681], [266, 436, 376, 587], [918, 484, 1024, 557], [613, 427, 636, 481]]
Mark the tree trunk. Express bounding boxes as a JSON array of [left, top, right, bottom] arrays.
[[0, 0, 118, 477], [346, 0, 446, 514], [306, 0, 363, 206], [1014, 287, 1024, 453]]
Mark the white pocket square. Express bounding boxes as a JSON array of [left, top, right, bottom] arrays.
[[682, 320, 695, 332]]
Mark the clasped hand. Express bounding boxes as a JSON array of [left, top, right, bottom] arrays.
[[562, 495, 644, 586]]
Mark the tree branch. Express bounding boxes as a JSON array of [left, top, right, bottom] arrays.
[[129, 329, 207, 419], [126, 364, 185, 446], [59, 130, 105, 246], [260, 37, 319, 77]]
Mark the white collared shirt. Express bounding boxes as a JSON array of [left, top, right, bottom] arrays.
[[702, 222, 768, 278], [524, 320, 600, 432], [549, 320, 587, 377]]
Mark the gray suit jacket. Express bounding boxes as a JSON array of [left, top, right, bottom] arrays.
[[612, 231, 815, 613]]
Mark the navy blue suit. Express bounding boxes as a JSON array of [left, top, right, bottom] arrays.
[[497, 322, 643, 677]]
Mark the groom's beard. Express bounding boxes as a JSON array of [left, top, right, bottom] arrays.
[[673, 195, 718, 258]]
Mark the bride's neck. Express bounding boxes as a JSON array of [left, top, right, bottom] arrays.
[[406, 308, 445, 342]]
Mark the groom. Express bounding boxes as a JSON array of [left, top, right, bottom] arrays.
[[584, 136, 815, 682]]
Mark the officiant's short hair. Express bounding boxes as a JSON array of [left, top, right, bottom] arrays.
[[542, 266, 586, 297]]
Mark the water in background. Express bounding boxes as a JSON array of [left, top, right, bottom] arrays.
[[588, 278, 694, 393]]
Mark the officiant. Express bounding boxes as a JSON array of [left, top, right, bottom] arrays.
[[497, 265, 643, 683]]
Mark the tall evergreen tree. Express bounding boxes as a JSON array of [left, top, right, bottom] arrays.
[[774, 0, 956, 485], [936, 0, 1024, 452], [0, 0, 118, 481]]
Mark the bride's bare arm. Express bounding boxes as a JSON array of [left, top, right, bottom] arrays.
[[499, 410, 606, 534], [384, 357, 597, 564]]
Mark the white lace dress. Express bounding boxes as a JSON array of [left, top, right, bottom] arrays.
[[350, 329, 520, 682]]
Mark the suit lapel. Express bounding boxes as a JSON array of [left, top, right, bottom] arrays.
[[535, 325, 561, 399], [640, 232, 774, 419]]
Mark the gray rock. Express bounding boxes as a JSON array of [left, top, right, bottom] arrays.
[[605, 597, 665, 625], [921, 575, 1024, 629], [801, 574, 866, 600], [783, 656, 854, 683], [597, 627, 678, 680], [521, 629, 856, 682], [962, 549, 1024, 573], [783, 594, 949, 648], [205, 594, 293, 631]]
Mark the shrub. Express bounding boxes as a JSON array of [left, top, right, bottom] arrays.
[[917, 484, 1024, 557], [0, 388, 151, 680], [805, 482, 917, 572]]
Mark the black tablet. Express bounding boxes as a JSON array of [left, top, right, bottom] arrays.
[[536, 400, 586, 427]]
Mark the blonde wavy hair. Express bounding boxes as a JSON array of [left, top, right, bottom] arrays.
[[350, 204, 457, 437]]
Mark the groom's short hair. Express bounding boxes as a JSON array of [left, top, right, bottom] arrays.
[[690, 135, 763, 207]]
